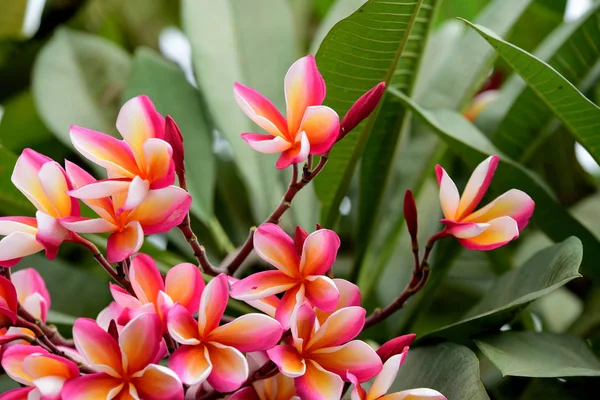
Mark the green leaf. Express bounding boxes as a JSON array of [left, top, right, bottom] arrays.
[[0, 146, 35, 215], [123, 48, 215, 224], [521, 378, 598, 400], [309, 0, 366, 54], [0, 0, 42, 39], [182, 0, 297, 220], [421, 237, 582, 342], [391, 89, 600, 280], [475, 331, 600, 377], [390, 342, 489, 400], [46, 310, 78, 326], [32, 28, 131, 147], [313, 0, 425, 227], [464, 20, 600, 166]]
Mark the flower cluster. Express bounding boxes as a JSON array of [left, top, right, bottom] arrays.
[[0, 55, 533, 399]]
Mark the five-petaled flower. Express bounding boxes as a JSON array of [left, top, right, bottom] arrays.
[[234, 55, 339, 169], [436, 155, 534, 250]]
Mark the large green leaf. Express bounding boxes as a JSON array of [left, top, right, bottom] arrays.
[[32, 28, 131, 148], [464, 20, 600, 165], [123, 48, 215, 224], [310, 0, 366, 54], [313, 0, 425, 227], [0, 146, 35, 215], [392, 89, 600, 280], [182, 0, 296, 220], [475, 331, 600, 377], [421, 238, 582, 342], [391, 342, 489, 400]]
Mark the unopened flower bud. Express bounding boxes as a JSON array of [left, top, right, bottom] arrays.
[[376, 333, 416, 363], [294, 226, 308, 254], [404, 189, 418, 239], [338, 82, 386, 141], [164, 115, 185, 176]]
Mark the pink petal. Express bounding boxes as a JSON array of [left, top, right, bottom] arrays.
[[1, 344, 48, 385], [304, 276, 339, 312], [61, 373, 123, 400], [59, 217, 117, 234], [334, 279, 361, 308], [462, 189, 535, 230], [457, 216, 519, 251], [167, 305, 200, 345], [380, 388, 447, 400], [291, 302, 316, 353], [0, 275, 21, 324], [275, 131, 310, 169], [97, 302, 124, 331], [70, 125, 139, 178], [22, 352, 79, 386], [241, 133, 292, 154], [253, 223, 300, 277], [369, 352, 408, 398], [143, 139, 174, 188], [295, 360, 343, 400], [168, 344, 211, 385], [130, 364, 183, 400], [435, 165, 459, 221], [267, 345, 306, 378], [294, 226, 309, 254], [117, 177, 150, 214], [376, 334, 416, 363], [299, 106, 339, 155], [129, 254, 164, 304], [64, 162, 116, 220], [73, 318, 122, 376], [110, 284, 143, 311], [68, 179, 130, 200], [442, 220, 490, 239], [10, 149, 55, 214], [165, 263, 204, 313], [347, 372, 366, 400], [311, 340, 382, 382], [229, 387, 260, 400], [38, 161, 75, 217], [0, 231, 44, 268], [234, 82, 289, 138], [306, 307, 365, 351], [35, 211, 67, 257], [120, 313, 162, 375], [207, 314, 283, 352], [276, 284, 305, 331], [205, 343, 248, 392], [284, 55, 326, 135], [299, 228, 340, 276], [106, 221, 144, 263], [198, 274, 228, 337], [116, 95, 165, 162], [127, 186, 191, 235], [230, 270, 297, 301], [12, 268, 50, 314], [455, 155, 499, 220], [253, 373, 298, 400], [21, 293, 49, 323], [0, 387, 34, 400]]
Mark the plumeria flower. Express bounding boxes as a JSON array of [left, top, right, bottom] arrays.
[[230, 224, 341, 329], [167, 274, 283, 392], [1, 344, 79, 400], [230, 352, 298, 400], [0, 149, 80, 267], [234, 55, 339, 169], [267, 303, 382, 400], [62, 313, 183, 400], [60, 162, 191, 262], [315, 278, 361, 325], [109, 254, 203, 329], [436, 155, 534, 250], [70, 95, 175, 212], [349, 349, 446, 400]]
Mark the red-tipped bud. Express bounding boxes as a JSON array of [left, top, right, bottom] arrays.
[[294, 226, 309, 254], [165, 115, 185, 176], [404, 189, 418, 238], [315, 223, 323, 230], [376, 333, 416, 363], [338, 82, 386, 141]]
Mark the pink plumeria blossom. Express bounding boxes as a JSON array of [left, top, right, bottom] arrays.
[[60, 162, 191, 263], [0, 149, 80, 267], [230, 224, 341, 329], [63, 314, 183, 400], [70, 95, 175, 213], [234, 55, 339, 169], [0, 276, 18, 329], [1, 344, 79, 400], [267, 303, 382, 400], [12, 268, 51, 323], [167, 274, 283, 392], [349, 349, 446, 400], [436, 155, 534, 250], [109, 254, 203, 329], [230, 352, 299, 400]]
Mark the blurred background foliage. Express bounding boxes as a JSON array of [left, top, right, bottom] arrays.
[[1, 0, 600, 397]]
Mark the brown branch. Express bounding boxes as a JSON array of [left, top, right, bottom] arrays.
[[197, 360, 279, 400], [178, 217, 220, 276], [17, 297, 74, 348]]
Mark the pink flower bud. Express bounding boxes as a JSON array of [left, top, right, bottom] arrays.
[[294, 226, 309, 254], [404, 189, 418, 238], [338, 82, 386, 141], [164, 115, 185, 176], [376, 333, 416, 363]]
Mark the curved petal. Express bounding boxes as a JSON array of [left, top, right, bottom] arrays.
[[97, 302, 124, 331], [73, 318, 122, 376], [12, 268, 50, 314], [295, 360, 343, 400], [168, 344, 211, 385], [234, 82, 288, 138], [68, 179, 130, 200], [376, 334, 416, 363], [435, 165, 459, 220], [35, 211, 67, 257], [455, 155, 499, 220], [458, 216, 519, 251], [299, 229, 340, 276], [276, 131, 310, 170], [267, 345, 306, 378], [254, 223, 300, 277], [117, 303, 156, 327], [198, 274, 228, 337], [369, 352, 408, 399], [31, 376, 68, 399], [106, 221, 144, 263], [64, 162, 115, 220], [241, 133, 292, 154], [311, 340, 382, 383], [230, 270, 297, 301], [300, 106, 339, 155], [127, 186, 191, 235], [11, 149, 54, 214], [61, 373, 123, 400], [275, 284, 305, 331], [131, 364, 183, 400], [167, 305, 200, 345], [380, 388, 446, 400], [306, 307, 365, 351], [109, 284, 142, 310], [284, 55, 326, 135], [442, 220, 490, 239], [22, 352, 79, 381], [347, 372, 367, 400], [304, 276, 339, 312], [129, 254, 164, 304], [334, 278, 361, 308], [143, 139, 174, 186], [207, 314, 283, 352], [0, 232, 44, 268], [120, 313, 162, 375], [59, 217, 117, 234], [117, 177, 150, 215], [165, 263, 204, 313], [0, 275, 19, 324], [0, 216, 37, 235], [461, 189, 535, 230], [0, 387, 34, 400], [1, 345, 48, 385], [116, 96, 165, 160], [21, 293, 48, 323], [291, 302, 316, 353], [205, 342, 248, 393], [39, 161, 75, 217], [70, 125, 139, 178]]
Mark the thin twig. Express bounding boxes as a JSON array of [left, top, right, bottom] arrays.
[[18, 300, 74, 348], [178, 218, 220, 276]]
